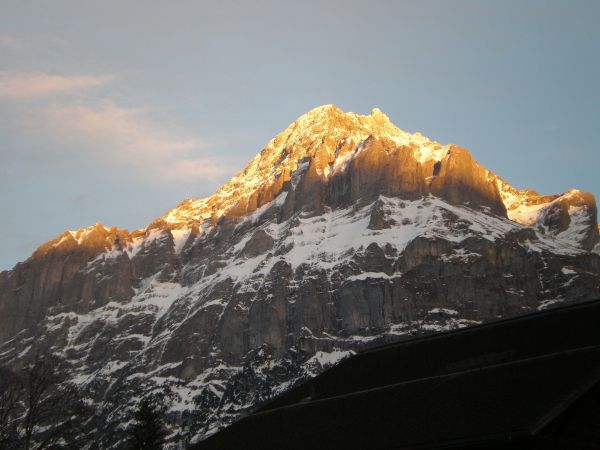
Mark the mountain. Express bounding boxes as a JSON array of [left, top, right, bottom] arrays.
[[1, 105, 599, 447]]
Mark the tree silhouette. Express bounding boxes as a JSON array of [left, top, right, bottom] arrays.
[[127, 398, 167, 450], [0, 353, 89, 449], [0, 366, 22, 448]]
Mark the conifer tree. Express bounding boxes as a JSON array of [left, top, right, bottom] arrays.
[[127, 398, 167, 450]]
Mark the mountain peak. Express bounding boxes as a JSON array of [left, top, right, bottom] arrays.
[[163, 106, 448, 226], [288, 104, 398, 141], [298, 104, 391, 126], [302, 103, 342, 116], [159, 106, 596, 236], [370, 106, 390, 122]]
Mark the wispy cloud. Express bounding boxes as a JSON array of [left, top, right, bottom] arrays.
[[0, 71, 113, 98], [39, 101, 229, 181], [0, 35, 20, 48], [1, 70, 230, 183]]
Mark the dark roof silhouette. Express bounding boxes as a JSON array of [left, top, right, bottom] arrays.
[[194, 300, 600, 450]]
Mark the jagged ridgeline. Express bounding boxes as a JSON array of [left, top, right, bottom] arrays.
[[1, 105, 599, 447]]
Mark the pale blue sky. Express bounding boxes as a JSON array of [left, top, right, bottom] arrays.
[[1, 0, 599, 270]]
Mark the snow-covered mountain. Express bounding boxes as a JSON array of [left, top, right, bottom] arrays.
[[1, 105, 599, 447]]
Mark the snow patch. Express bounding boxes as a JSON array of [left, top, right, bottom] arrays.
[[171, 229, 192, 254], [307, 350, 354, 368], [538, 298, 566, 310], [428, 307, 459, 316]]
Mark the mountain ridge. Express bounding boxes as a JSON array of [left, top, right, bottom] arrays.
[[13, 104, 597, 265]]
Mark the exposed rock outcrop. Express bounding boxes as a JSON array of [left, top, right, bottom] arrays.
[[430, 145, 506, 216]]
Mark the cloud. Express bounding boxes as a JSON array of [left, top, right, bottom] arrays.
[[0, 71, 113, 98], [0, 35, 20, 48], [0, 70, 231, 184], [39, 101, 229, 181]]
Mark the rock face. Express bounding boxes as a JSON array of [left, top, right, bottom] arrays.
[[161, 105, 507, 226], [1, 105, 599, 447], [430, 145, 506, 216], [0, 223, 136, 344]]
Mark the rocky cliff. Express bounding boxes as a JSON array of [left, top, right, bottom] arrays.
[[1, 105, 599, 447]]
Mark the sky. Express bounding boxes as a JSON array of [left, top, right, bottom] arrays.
[[1, 0, 599, 270]]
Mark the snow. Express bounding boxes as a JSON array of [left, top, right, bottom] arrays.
[[495, 177, 554, 225], [330, 136, 371, 174], [133, 279, 188, 318], [241, 191, 288, 226], [440, 249, 481, 262], [17, 344, 32, 358], [144, 228, 168, 246], [346, 272, 401, 281], [278, 197, 422, 271], [163, 197, 210, 225], [52, 234, 72, 248], [348, 334, 380, 343], [408, 140, 449, 164], [499, 185, 593, 251], [428, 308, 459, 316], [124, 229, 169, 259], [126, 236, 145, 257], [173, 194, 587, 310], [144, 362, 184, 378], [68, 223, 110, 244], [291, 160, 310, 188], [507, 202, 545, 224], [538, 298, 565, 310], [40, 279, 186, 389], [200, 298, 228, 309], [307, 350, 354, 367], [387, 318, 482, 335], [171, 229, 191, 254], [420, 319, 480, 332], [556, 205, 591, 247], [84, 249, 124, 271]]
